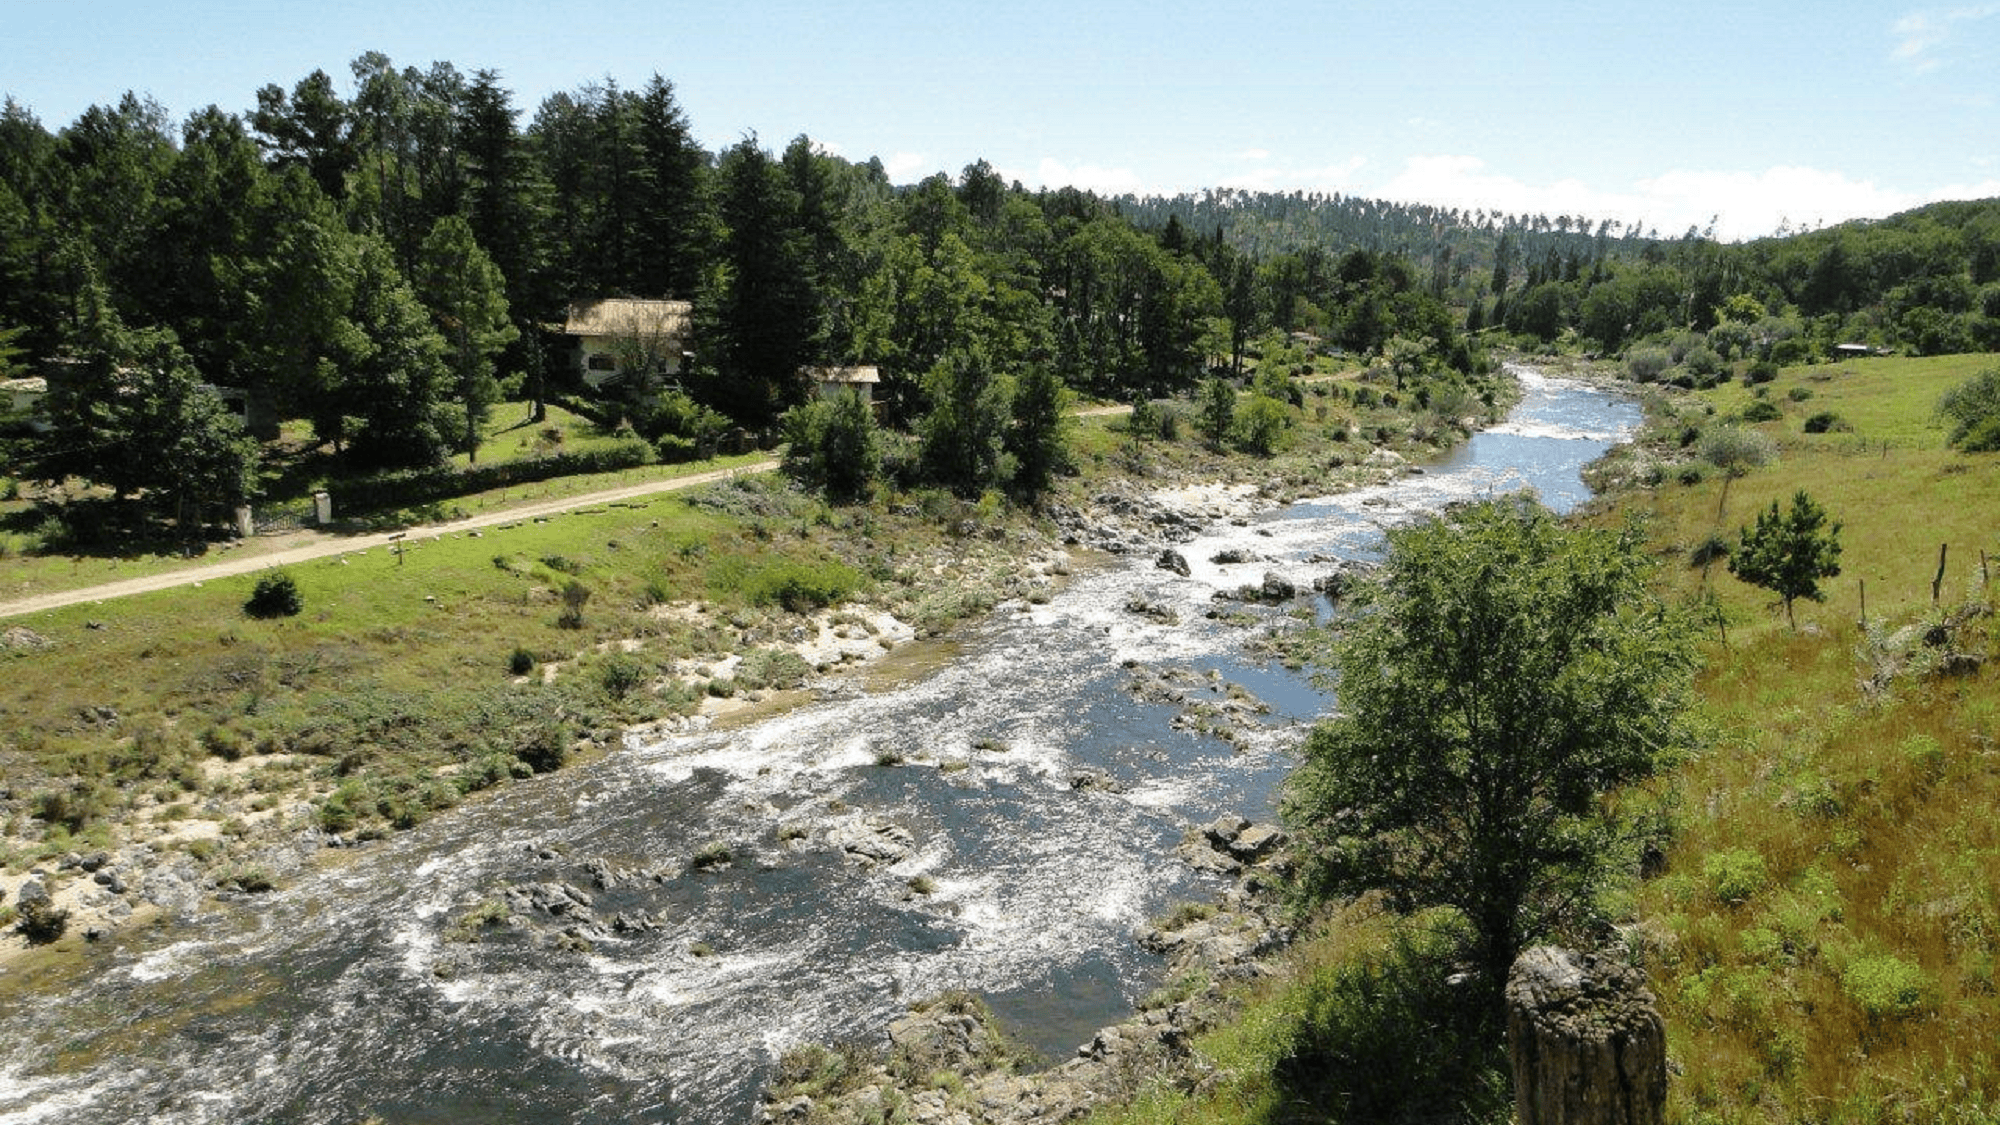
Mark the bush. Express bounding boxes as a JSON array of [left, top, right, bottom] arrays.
[[1741, 399, 1782, 423], [1841, 954, 1933, 1022], [1745, 359, 1780, 385], [1626, 347, 1673, 382], [508, 647, 536, 675], [245, 572, 303, 618], [1703, 848, 1770, 906], [1939, 367, 2000, 451], [1699, 425, 1777, 477], [599, 656, 646, 699], [16, 896, 68, 944], [333, 439, 654, 514], [1787, 386, 1814, 402], [741, 560, 862, 613], [1272, 925, 1509, 1124], [1802, 411, 1850, 434]]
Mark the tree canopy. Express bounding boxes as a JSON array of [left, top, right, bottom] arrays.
[[1283, 498, 1700, 990]]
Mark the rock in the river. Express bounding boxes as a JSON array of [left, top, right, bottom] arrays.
[[504, 880, 596, 922], [826, 816, 916, 865], [1155, 549, 1191, 577], [1210, 548, 1257, 565]]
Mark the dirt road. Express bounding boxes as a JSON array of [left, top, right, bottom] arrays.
[[0, 459, 778, 620]]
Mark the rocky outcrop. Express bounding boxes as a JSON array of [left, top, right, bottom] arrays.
[[755, 816, 1295, 1125], [1506, 946, 1667, 1125], [1154, 549, 1191, 577], [826, 816, 916, 866]]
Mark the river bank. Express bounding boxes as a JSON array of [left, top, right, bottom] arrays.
[[0, 371, 1489, 972]]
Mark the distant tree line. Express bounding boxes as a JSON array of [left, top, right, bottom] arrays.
[[1126, 189, 2000, 362]]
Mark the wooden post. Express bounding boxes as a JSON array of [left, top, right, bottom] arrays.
[[1859, 578, 1867, 630], [1933, 543, 1948, 605]]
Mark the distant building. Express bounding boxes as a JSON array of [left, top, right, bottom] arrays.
[[563, 298, 693, 392], [2, 377, 48, 430], [803, 365, 880, 405], [1833, 343, 1890, 359]]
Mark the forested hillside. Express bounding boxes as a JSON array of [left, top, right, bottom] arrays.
[[2, 54, 1995, 539], [1120, 189, 2000, 360]]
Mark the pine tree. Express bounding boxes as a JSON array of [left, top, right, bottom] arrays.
[[1729, 490, 1843, 628]]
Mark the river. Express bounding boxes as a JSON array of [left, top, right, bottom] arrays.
[[0, 366, 1637, 1125]]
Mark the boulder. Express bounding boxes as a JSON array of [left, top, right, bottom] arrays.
[[1506, 946, 1667, 1125], [1155, 549, 1191, 577], [1210, 548, 1257, 565], [827, 817, 915, 865], [1259, 572, 1297, 601]]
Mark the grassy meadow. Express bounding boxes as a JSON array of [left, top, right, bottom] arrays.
[[1071, 352, 2000, 1125]]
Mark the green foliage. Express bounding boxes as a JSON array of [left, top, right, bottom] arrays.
[[244, 571, 304, 618], [919, 349, 1013, 496], [416, 214, 518, 461], [1699, 424, 1777, 478], [1232, 393, 1290, 455], [16, 896, 69, 944], [1741, 398, 1783, 423], [508, 647, 535, 675], [333, 439, 654, 514], [1841, 954, 1933, 1023], [781, 391, 880, 502], [1728, 489, 1843, 628], [735, 559, 863, 613], [1703, 847, 1771, 906], [1939, 367, 2000, 451], [1803, 410, 1850, 434], [1284, 498, 1700, 986], [598, 655, 646, 700], [1198, 377, 1236, 447], [1269, 921, 1510, 1125], [1006, 364, 1072, 499]]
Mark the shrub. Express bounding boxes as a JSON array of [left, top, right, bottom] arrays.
[[1841, 953, 1933, 1022], [690, 840, 733, 870], [245, 572, 303, 619], [508, 647, 536, 675], [1703, 848, 1769, 906], [1699, 425, 1776, 477], [1939, 367, 2000, 451], [1802, 411, 1850, 434], [741, 560, 862, 614], [557, 581, 590, 629], [1741, 399, 1782, 423], [1787, 386, 1814, 402], [1689, 533, 1731, 567], [16, 896, 68, 943], [333, 440, 654, 514], [1626, 347, 1673, 383], [599, 656, 646, 699], [1745, 359, 1780, 385], [515, 720, 570, 773]]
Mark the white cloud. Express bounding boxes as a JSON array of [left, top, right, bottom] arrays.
[[1891, 5, 2000, 72], [1361, 154, 2000, 241], [1219, 155, 1369, 195], [1028, 157, 1148, 196], [1237, 147, 1272, 161], [882, 152, 931, 182]]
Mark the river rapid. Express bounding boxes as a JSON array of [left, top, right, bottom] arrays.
[[0, 367, 1638, 1125]]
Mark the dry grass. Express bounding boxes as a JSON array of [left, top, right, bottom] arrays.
[[1606, 353, 2000, 1124]]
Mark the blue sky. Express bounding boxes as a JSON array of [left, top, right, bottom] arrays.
[[7, 0, 1997, 239]]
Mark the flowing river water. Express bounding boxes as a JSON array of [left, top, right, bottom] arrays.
[[0, 367, 1638, 1125]]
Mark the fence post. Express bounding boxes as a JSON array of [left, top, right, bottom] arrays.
[[1933, 543, 1948, 606]]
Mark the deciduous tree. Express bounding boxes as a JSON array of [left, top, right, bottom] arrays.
[[1283, 498, 1699, 991]]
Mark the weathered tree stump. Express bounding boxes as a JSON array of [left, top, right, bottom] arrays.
[[1506, 946, 1667, 1125]]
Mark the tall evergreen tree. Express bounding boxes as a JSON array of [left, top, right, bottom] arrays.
[[632, 74, 709, 299], [708, 136, 811, 427], [416, 214, 518, 460]]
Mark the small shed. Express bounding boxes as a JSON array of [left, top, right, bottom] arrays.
[[1, 377, 48, 430], [804, 365, 881, 405], [563, 298, 694, 391]]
